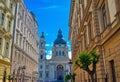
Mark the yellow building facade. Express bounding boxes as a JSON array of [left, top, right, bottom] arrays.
[[0, 0, 16, 81], [69, 0, 120, 82]]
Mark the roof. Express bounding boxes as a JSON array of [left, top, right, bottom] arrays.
[[54, 29, 66, 45]]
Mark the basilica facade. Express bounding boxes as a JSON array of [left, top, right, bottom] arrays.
[[38, 29, 70, 82]]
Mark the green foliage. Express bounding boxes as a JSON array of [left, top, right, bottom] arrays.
[[7, 73, 13, 80], [75, 50, 99, 82], [89, 50, 99, 63], [75, 50, 99, 70], [64, 72, 76, 82]]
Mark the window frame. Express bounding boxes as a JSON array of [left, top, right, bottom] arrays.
[[0, 13, 5, 25], [102, 4, 107, 28]]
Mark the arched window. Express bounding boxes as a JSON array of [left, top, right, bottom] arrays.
[[62, 51, 64, 55], [0, 13, 4, 25], [41, 55, 43, 59], [59, 51, 61, 55], [56, 51, 58, 55]]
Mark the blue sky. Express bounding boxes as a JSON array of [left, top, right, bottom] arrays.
[[24, 0, 71, 59]]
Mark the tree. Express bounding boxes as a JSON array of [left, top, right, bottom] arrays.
[[7, 74, 13, 82], [64, 72, 76, 82], [75, 50, 99, 82]]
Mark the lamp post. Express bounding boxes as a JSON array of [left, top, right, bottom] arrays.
[[68, 60, 73, 82], [3, 69, 6, 82], [68, 60, 72, 73], [21, 65, 26, 82], [16, 65, 25, 82]]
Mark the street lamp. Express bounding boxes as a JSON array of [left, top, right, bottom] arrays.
[[21, 65, 26, 82], [68, 59, 72, 73], [17, 65, 26, 82], [3, 69, 6, 82], [68, 60, 73, 82]]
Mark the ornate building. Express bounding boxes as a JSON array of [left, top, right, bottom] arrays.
[[11, 0, 38, 82], [0, 0, 16, 81], [38, 29, 70, 82], [69, 0, 120, 82]]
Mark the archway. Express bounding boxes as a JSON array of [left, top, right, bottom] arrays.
[[57, 64, 64, 81]]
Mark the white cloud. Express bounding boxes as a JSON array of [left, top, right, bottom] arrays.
[[46, 55, 52, 59], [44, 5, 59, 9], [46, 50, 52, 59], [30, 5, 62, 11], [46, 43, 53, 47], [68, 51, 72, 59], [46, 44, 50, 47]]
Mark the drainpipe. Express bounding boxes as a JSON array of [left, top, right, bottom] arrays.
[[102, 46, 107, 82]]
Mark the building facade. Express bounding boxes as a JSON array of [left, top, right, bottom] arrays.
[[11, 0, 38, 82], [38, 29, 70, 82], [69, 0, 120, 82], [0, 0, 16, 82]]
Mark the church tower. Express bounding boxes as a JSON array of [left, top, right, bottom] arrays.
[[52, 29, 68, 58], [51, 29, 69, 81], [38, 29, 70, 82], [39, 32, 46, 60], [38, 32, 46, 82]]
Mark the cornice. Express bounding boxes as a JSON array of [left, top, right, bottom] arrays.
[[4, 32, 13, 39], [69, 0, 75, 27], [0, 1, 15, 18], [14, 44, 38, 64]]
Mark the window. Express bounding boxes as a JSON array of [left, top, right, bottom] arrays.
[[10, 3, 13, 11], [89, 22, 93, 41], [24, 27, 25, 35], [102, 5, 107, 28], [5, 42, 9, 56], [17, 18, 20, 28], [41, 55, 43, 59], [62, 51, 64, 55], [19, 35, 22, 47], [59, 51, 61, 55], [110, 60, 116, 82], [46, 65, 49, 69], [16, 33, 18, 44], [6, 42, 9, 49], [41, 42, 44, 47], [0, 13, 4, 25], [4, 0, 7, 4], [46, 71, 49, 78], [0, 38, 2, 52], [8, 21, 11, 33], [56, 51, 58, 55], [23, 40, 25, 50], [40, 65, 42, 69], [21, 23, 23, 32], [40, 71, 42, 78]]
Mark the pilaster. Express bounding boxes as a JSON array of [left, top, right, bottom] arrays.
[[92, 0, 101, 43]]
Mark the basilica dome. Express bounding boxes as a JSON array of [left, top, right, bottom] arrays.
[[54, 29, 66, 45]]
